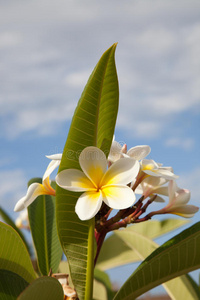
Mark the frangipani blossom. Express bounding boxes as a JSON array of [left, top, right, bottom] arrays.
[[151, 180, 199, 218], [56, 146, 140, 221], [140, 159, 178, 180], [135, 176, 169, 202], [14, 155, 61, 212], [108, 139, 151, 163]]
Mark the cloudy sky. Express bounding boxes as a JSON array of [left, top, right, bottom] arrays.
[[0, 0, 200, 290]]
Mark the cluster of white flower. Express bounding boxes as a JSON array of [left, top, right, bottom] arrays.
[[14, 139, 198, 222]]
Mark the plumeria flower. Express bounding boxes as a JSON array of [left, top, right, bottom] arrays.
[[108, 139, 151, 164], [56, 146, 140, 221], [14, 155, 61, 212], [150, 180, 199, 218], [135, 176, 169, 202], [140, 159, 178, 180]]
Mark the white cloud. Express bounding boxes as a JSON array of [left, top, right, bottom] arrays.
[[0, 0, 199, 140], [0, 31, 22, 48], [64, 70, 91, 88], [178, 167, 200, 203], [165, 137, 195, 150]]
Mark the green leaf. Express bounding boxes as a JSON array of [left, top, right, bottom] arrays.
[[0, 206, 31, 256], [184, 274, 200, 298], [127, 218, 189, 239], [115, 228, 200, 299], [0, 270, 29, 300], [56, 43, 119, 300], [0, 221, 36, 283], [97, 219, 188, 270], [94, 268, 115, 300], [93, 279, 108, 300], [17, 277, 64, 300], [28, 178, 63, 276], [114, 222, 200, 300]]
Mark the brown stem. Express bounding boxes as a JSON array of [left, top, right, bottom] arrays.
[[132, 215, 151, 223], [94, 230, 107, 266]]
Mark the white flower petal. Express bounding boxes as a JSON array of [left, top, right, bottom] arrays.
[[134, 184, 143, 195], [155, 186, 169, 196], [127, 145, 151, 160], [79, 147, 107, 188], [157, 169, 179, 180], [56, 169, 95, 192], [43, 159, 60, 182], [173, 189, 191, 206], [108, 141, 123, 163], [145, 176, 168, 187], [75, 191, 103, 220], [141, 159, 159, 170], [101, 158, 139, 186], [14, 183, 46, 212], [142, 170, 161, 177], [102, 185, 135, 209], [167, 205, 199, 218], [168, 180, 178, 203], [46, 153, 62, 160]]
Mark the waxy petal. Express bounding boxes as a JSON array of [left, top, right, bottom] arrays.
[[79, 147, 107, 188], [168, 180, 178, 203], [108, 141, 123, 163], [172, 189, 191, 206], [127, 145, 151, 160], [43, 160, 61, 181], [56, 169, 95, 192], [141, 159, 159, 171], [75, 191, 103, 220], [14, 183, 52, 212], [136, 176, 168, 196], [102, 185, 135, 209], [155, 186, 169, 196], [43, 159, 60, 193], [46, 153, 62, 160], [156, 169, 179, 180], [167, 205, 199, 218], [101, 157, 140, 186]]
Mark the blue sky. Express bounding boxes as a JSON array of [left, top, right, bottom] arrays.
[[0, 0, 200, 292]]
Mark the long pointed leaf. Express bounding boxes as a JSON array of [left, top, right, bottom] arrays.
[[0, 206, 31, 255], [0, 221, 36, 283], [97, 219, 188, 270], [115, 229, 200, 299], [56, 43, 119, 300], [28, 178, 62, 275], [114, 222, 200, 300]]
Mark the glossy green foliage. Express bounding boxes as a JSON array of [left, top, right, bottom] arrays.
[[0, 270, 28, 300], [97, 219, 188, 270], [115, 227, 200, 299], [28, 178, 62, 275], [94, 268, 115, 300], [114, 222, 200, 300], [0, 221, 36, 283], [56, 44, 119, 300], [17, 277, 64, 300], [0, 206, 31, 255]]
